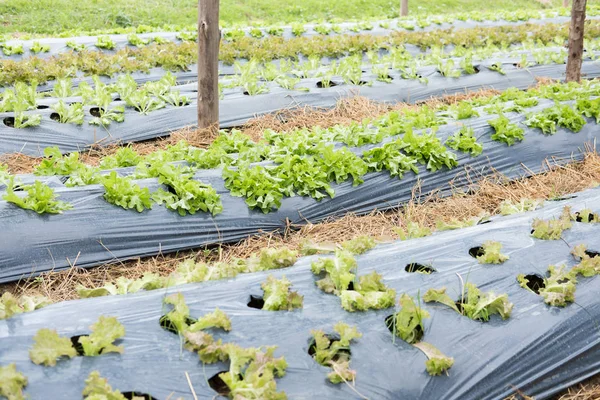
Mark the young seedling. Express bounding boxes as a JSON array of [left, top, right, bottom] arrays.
[[475, 241, 509, 264], [531, 206, 573, 240], [517, 265, 576, 307], [310, 322, 361, 384], [395, 221, 432, 240], [0, 364, 28, 400], [0, 292, 50, 320], [258, 275, 304, 311], [3, 177, 72, 214], [445, 126, 483, 156], [571, 244, 600, 277], [29, 316, 124, 366], [386, 294, 429, 344], [312, 250, 396, 312], [413, 342, 455, 376], [101, 172, 153, 212], [499, 198, 543, 215], [83, 371, 126, 399], [488, 115, 525, 146], [424, 282, 513, 321]]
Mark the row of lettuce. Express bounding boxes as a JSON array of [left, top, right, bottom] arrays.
[[2, 6, 595, 41], [1, 80, 599, 216], [1, 21, 598, 87], [2, 204, 599, 399], [3, 35, 595, 126]]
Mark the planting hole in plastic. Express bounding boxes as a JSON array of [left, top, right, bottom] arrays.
[[384, 314, 424, 342], [90, 107, 104, 117], [209, 371, 241, 396], [575, 212, 598, 223], [316, 80, 338, 88], [585, 249, 600, 258], [478, 219, 492, 225], [158, 315, 197, 334], [308, 333, 351, 362], [122, 392, 158, 400], [520, 274, 545, 294], [247, 295, 265, 309], [405, 263, 436, 274], [50, 113, 60, 122], [36, 105, 49, 110], [3, 117, 15, 128], [469, 246, 485, 258], [70, 335, 88, 356]]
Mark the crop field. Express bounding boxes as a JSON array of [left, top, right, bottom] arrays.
[[1, 0, 600, 399]]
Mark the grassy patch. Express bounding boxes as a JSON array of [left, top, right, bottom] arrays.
[[0, 0, 561, 35]]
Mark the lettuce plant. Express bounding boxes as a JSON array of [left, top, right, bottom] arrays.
[[50, 100, 85, 124], [30, 41, 50, 53], [499, 198, 543, 215], [531, 206, 573, 240], [445, 126, 483, 156], [424, 283, 513, 321], [571, 244, 600, 277], [153, 164, 223, 216], [95, 36, 116, 50], [259, 275, 303, 311], [488, 115, 525, 146], [518, 265, 576, 307], [29, 316, 124, 366], [0, 293, 50, 320], [102, 172, 153, 212], [83, 372, 126, 400], [310, 323, 361, 384], [476, 241, 509, 264], [312, 250, 396, 312], [3, 177, 72, 214], [387, 294, 429, 344], [525, 103, 586, 134], [413, 342, 455, 376], [0, 364, 28, 400]]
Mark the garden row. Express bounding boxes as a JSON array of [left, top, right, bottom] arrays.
[[2, 14, 595, 61], [1, 7, 594, 43], [1, 21, 597, 87], [0, 84, 597, 281], [2, 60, 600, 156], [1, 187, 599, 399]]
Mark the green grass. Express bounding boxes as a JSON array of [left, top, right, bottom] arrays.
[[0, 0, 563, 35]]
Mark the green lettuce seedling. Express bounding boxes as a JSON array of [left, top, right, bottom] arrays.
[[476, 241, 509, 264], [310, 322, 361, 384], [518, 265, 577, 307], [259, 275, 303, 311], [531, 206, 572, 240], [0, 364, 28, 400], [424, 283, 513, 321], [413, 342, 455, 376]]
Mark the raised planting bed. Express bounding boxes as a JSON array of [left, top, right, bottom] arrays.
[[1, 186, 600, 399], [2, 13, 599, 61], [0, 92, 597, 282], [1, 59, 600, 156]]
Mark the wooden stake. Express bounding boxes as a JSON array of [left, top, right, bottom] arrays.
[[400, 0, 408, 16], [565, 0, 587, 82], [197, 0, 220, 132]]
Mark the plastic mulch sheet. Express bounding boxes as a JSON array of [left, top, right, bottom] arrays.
[[0, 101, 596, 282], [1, 60, 600, 157], [1, 186, 600, 399]]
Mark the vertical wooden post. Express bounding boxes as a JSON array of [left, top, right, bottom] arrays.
[[565, 0, 587, 82], [400, 0, 408, 16], [198, 0, 220, 132]]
